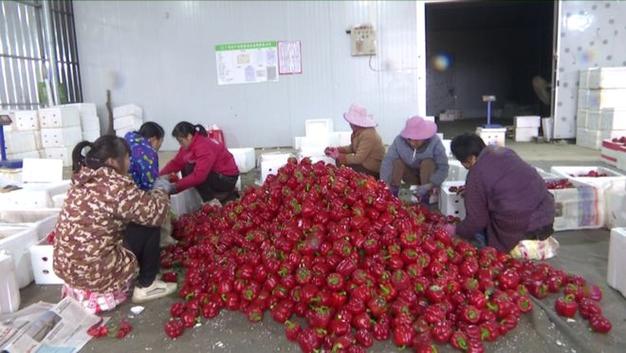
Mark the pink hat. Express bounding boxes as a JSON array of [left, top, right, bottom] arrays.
[[343, 104, 377, 128], [400, 116, 437, 140]]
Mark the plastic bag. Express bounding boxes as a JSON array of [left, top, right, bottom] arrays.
[[510, 236, 560, 260]]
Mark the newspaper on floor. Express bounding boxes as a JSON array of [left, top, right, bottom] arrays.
[[0, 296, 105, 353]]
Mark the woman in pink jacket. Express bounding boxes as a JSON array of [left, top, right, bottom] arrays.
[[160, 122, 239, 204]]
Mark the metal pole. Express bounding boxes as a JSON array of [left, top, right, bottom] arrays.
[[0, 125, 7, 161], [487, 101, 492, 126], [41, 0, 59, 106]]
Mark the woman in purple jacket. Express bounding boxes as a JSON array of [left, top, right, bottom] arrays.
[[445, 133, 555, 253]]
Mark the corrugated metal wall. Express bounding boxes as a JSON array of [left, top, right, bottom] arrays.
[[0, 0, 81, 110], [72, 1, 420, 150]]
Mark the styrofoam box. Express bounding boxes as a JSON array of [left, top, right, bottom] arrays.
[[116, 127, 134, 138], [579, 69, 590, 90], [535, 167, 557, 179], [442, 139, 452, 157], [82, 129, 100, 142], [22, 158, 63, 183], [618, 152, 626, 172], [0, 225, 38, 288], [0, 168, 22, 185], [424, 116, 436, 122], [515, 127, 539, 142], [551, 183, 605, 231], [81, 114, 101, 132], [7, 150, 41, 160], [439, 181, 466, 219], [607, 227, 626, 296], [550, 166, 626, 190], [436, 133, 444, 140], [606, 191, 626, 229], [305, 119, 333, 138], [577, 128, 626, 150], [113, 114, 143, 130], [228, 148, 256, 173], [515, 116, 540, 128], [300, 135, 338, 156], [587, 89, 626, 110], [42, 147, 73, 167], [577, 89, 589, 109], [41, 126, 82, 148], [445, 159, 468, 182], [113, 104, 143, 119], [588, 66, 626, 89], [476, 127, 506, 147], [4, 130, 37, 154], [170, 188, 203, 217], [600, 140, 626, 167], [293, 136, 303, 150], [260, 153, 292, 182], [587, 109, 626, 131], [34, 130, 42, 150], [38, 106, 80, 129], [576, 109, 588, 128], [0, 181, 70, 209], [12, 110, 39, 131], [63, 103, 97, 117], [28, 214, 62, 285]]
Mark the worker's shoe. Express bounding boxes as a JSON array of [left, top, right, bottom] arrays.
[[132, 279, 177, 303]]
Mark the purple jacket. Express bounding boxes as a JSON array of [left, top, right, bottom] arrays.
[[456, 146, 555, 252]]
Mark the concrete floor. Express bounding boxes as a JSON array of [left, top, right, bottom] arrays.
[[30, 121, 625, 353]]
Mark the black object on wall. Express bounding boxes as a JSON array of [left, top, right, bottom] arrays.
[[426, 0, 554, 121]]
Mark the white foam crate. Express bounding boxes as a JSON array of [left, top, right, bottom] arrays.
[[515, 116, 540, 128], [22, 158, 63, 183], [113, 114, 143, 130], [608, 227, 626, 297], [7, 150, 41, 160], [551, 184, 605, 231], [28, 214, 62, 285], [515, 127, 539, 142], [4, 130, 37, 154], [300, 135, 337, 156], [228, 148, 256, 173], [305, 119, 333, 138], [550, 166, 626, 189], [0, 168, 22, 185], [260, 153, 292, 183], [12, 110, 39, 131], [587, 67, 626, 89], [439, 181, 466, 219], [41, 126, 82, 148], [116, 127, 134, 138], [63, 103, 97, 117], [577, 128, 626, 150], [476, 127, 506, 147], [445, 159, 468, 182], [42, 147, 73, 167], [82, 129, 100, 142], [579, 70, 590, 90], [578, 89, 589, 110], [606, 191, 626, 228], [333, 131, 352, 146], [38, 106, 80, 129], [586, 109, 626, 131], [600, 140, 626, 167], [0, 181, 70, 210], [0, 225, 38, 288], [293, 136, 303, 150], [442, 139, 452, 157], [576, 109, 588, 128], [587, 89, 626, 110], [113, 104, 143, 119], [81, 115, 101, 132], [535, 167, 557, 179]]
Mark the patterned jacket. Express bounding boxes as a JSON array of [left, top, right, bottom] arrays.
[[124, 131, 159, 191], [53, 166, 170, 293]]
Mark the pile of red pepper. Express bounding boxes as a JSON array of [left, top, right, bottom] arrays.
[[161, 158, 611, 352], [545, 179, 574, 190]]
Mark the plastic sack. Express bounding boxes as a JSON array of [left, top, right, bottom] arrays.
[[510, 236, 559, 260]]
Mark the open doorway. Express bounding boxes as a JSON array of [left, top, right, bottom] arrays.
[[425, 0, 555, 132]]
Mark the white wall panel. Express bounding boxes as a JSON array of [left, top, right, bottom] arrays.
[[73, 1, 419, 150]]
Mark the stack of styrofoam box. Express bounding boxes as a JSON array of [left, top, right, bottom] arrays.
[[228, 148, 256, 173], [439, 181, 466, 219], [38, 106, 82, 166], [293, 119, 342, 164], [3, 110, 41, 160], [476, 126, 507, 147], [600, 138, 626, 167], [607, 227, 626, 297], [551, 165, 626, 229], [514, 116, 540, 142], [0, 159, 68, 210], [259, 152, 292, 183], [64, 103, 100, 141], [445, 160, 468, 182], [577, 67, 626, 150], [113, 104, 143, 137], [1, 209, 59, 287]]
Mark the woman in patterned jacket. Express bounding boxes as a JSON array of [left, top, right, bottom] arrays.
[[53, 135, 176, 313]]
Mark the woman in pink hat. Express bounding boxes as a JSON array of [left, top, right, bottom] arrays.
[[380, 116, 449, 202], [325, 104, 386, 178]]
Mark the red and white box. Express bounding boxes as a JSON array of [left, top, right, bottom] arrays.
[[439, 181, 466, 220], [601, 139, 626, 167]]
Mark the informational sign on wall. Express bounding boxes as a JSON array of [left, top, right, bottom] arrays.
[[215, 41, 279, 85], [278, 41, 302, 75]]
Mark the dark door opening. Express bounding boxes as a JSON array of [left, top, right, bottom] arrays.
[[426, 0, 555, 126]]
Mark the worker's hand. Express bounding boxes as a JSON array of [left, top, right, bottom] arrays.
[[154, 178, 175, 194], [324, 147, 333, 156], [412, 183, 433, 198], [443, 223, 456, 237]]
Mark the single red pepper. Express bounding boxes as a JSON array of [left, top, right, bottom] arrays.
[[450, 330, 469, 351], [589, 314, 612, 333], [555, 294, 578, 318]]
